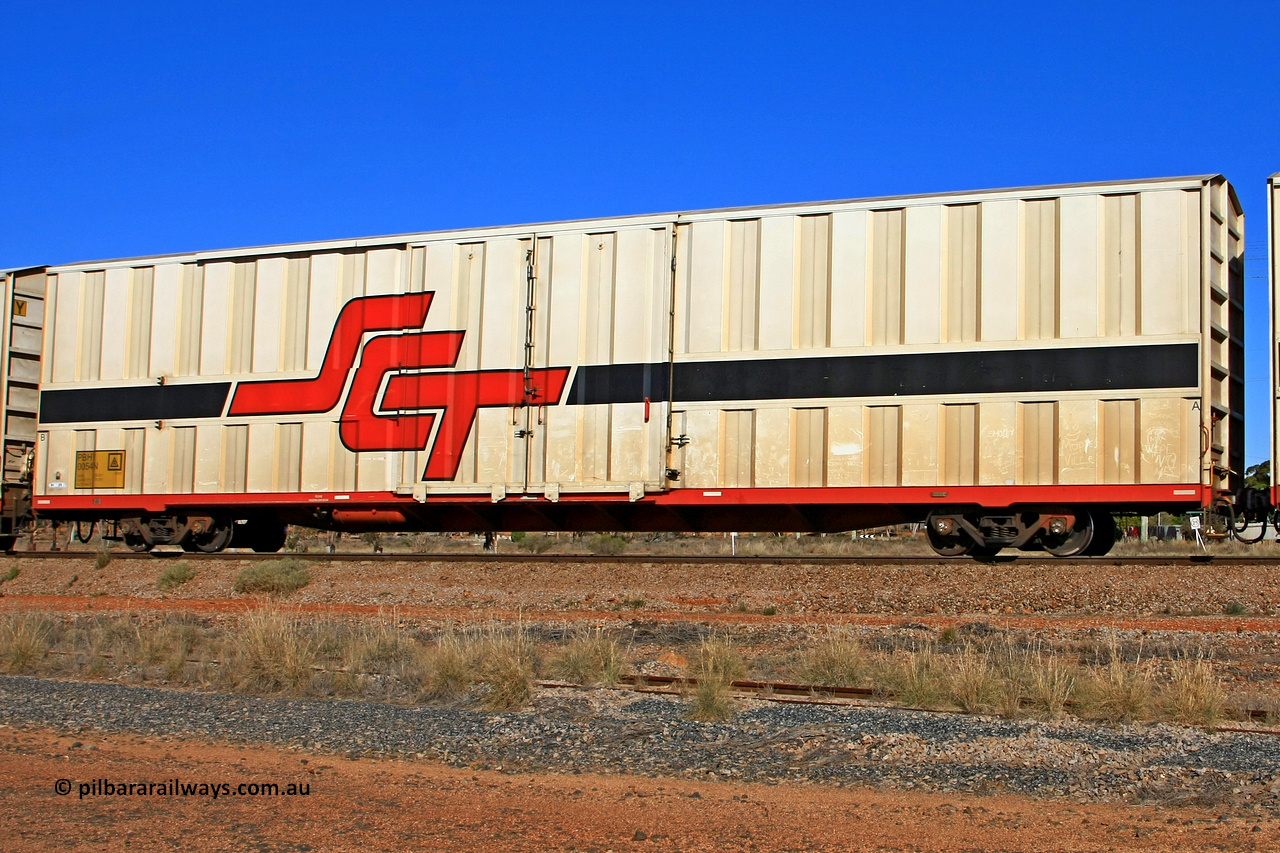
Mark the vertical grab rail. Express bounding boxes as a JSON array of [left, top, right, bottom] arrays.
[[663, 223, 681, 486], [519, 238, 539, 494]]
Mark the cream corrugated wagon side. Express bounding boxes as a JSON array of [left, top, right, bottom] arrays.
[[11, 174, 1248, 556]]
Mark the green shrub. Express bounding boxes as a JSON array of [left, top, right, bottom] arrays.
[[515, 533, 555, 554], [587, 534, 627, 556], [233, 559, 311, 596], [1, 566, 17, 584], [157, 562, 196, 591]]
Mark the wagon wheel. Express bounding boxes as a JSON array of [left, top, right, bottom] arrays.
[[1082, 512, 1117, 557], [1040, 512, 1094, 557], [239, 522, 287, 553], [254, 524, 288, 553], [926, 525, 974, 557], [186, 521, 233, 553]]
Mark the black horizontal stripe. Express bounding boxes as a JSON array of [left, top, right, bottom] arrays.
[[566, 343, 1199, 405], [39, 383, 232, 424], [35, 343, 1199, 423]]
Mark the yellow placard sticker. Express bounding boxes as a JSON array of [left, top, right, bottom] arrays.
[[74, 450, 125, 489], [12, 299, 26, 317]]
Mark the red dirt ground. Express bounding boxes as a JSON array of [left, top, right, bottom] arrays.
[[5, 554, 1280, 850], [3, 725, 1276, 853], [2, 590, 1277, 636]]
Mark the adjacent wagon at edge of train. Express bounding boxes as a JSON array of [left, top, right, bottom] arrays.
[[1271, 173, 1280, 514], [0, 174, 1251, 556]]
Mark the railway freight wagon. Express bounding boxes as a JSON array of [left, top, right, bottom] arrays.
[[1273, 173, 1280, 510], [27, 175, 1244, 556]]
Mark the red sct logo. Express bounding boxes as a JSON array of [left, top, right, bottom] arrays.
[[227, 293, 570, 480]]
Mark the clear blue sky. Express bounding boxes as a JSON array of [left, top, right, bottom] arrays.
[[3, 2, 1277, 465]]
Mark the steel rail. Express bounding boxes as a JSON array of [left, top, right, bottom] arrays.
[[547, 675, 1280, 731]]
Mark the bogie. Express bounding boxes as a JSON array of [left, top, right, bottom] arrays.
[[927, 508, 1116, 559]]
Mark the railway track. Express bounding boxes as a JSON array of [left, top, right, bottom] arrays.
[[587, 675, 1280, 732], [25, 649, 1280, 733], [6, 548, 1280, 566]]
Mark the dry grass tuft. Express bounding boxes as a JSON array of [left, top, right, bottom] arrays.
[[686, 676, 735, 722], [413, 624, 537, 710], [798, 632, 866, 688], [1023, 652, 1076, 720], [233, 559, 311, 596], [985, 642, 1030, 719], [982, 641, 1077, 720], [548, 628, 628, 686], [86, 617, 140, 672], [685, 634, 746, 721], [226, 607, 318, 694], [1161, 655, 1225, 728], [947, 644, 1000, 713], [331, 616, 429, 699], [475, 625, 538, 711], [420, 629, 475, 701], [1076, 655, 1154, 723], [351, 618, 415, 673], [884, 644, 949, 710], [125, 618, 207, 682], [0, 613, 54, 672], [693, 633, 747, 683]]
